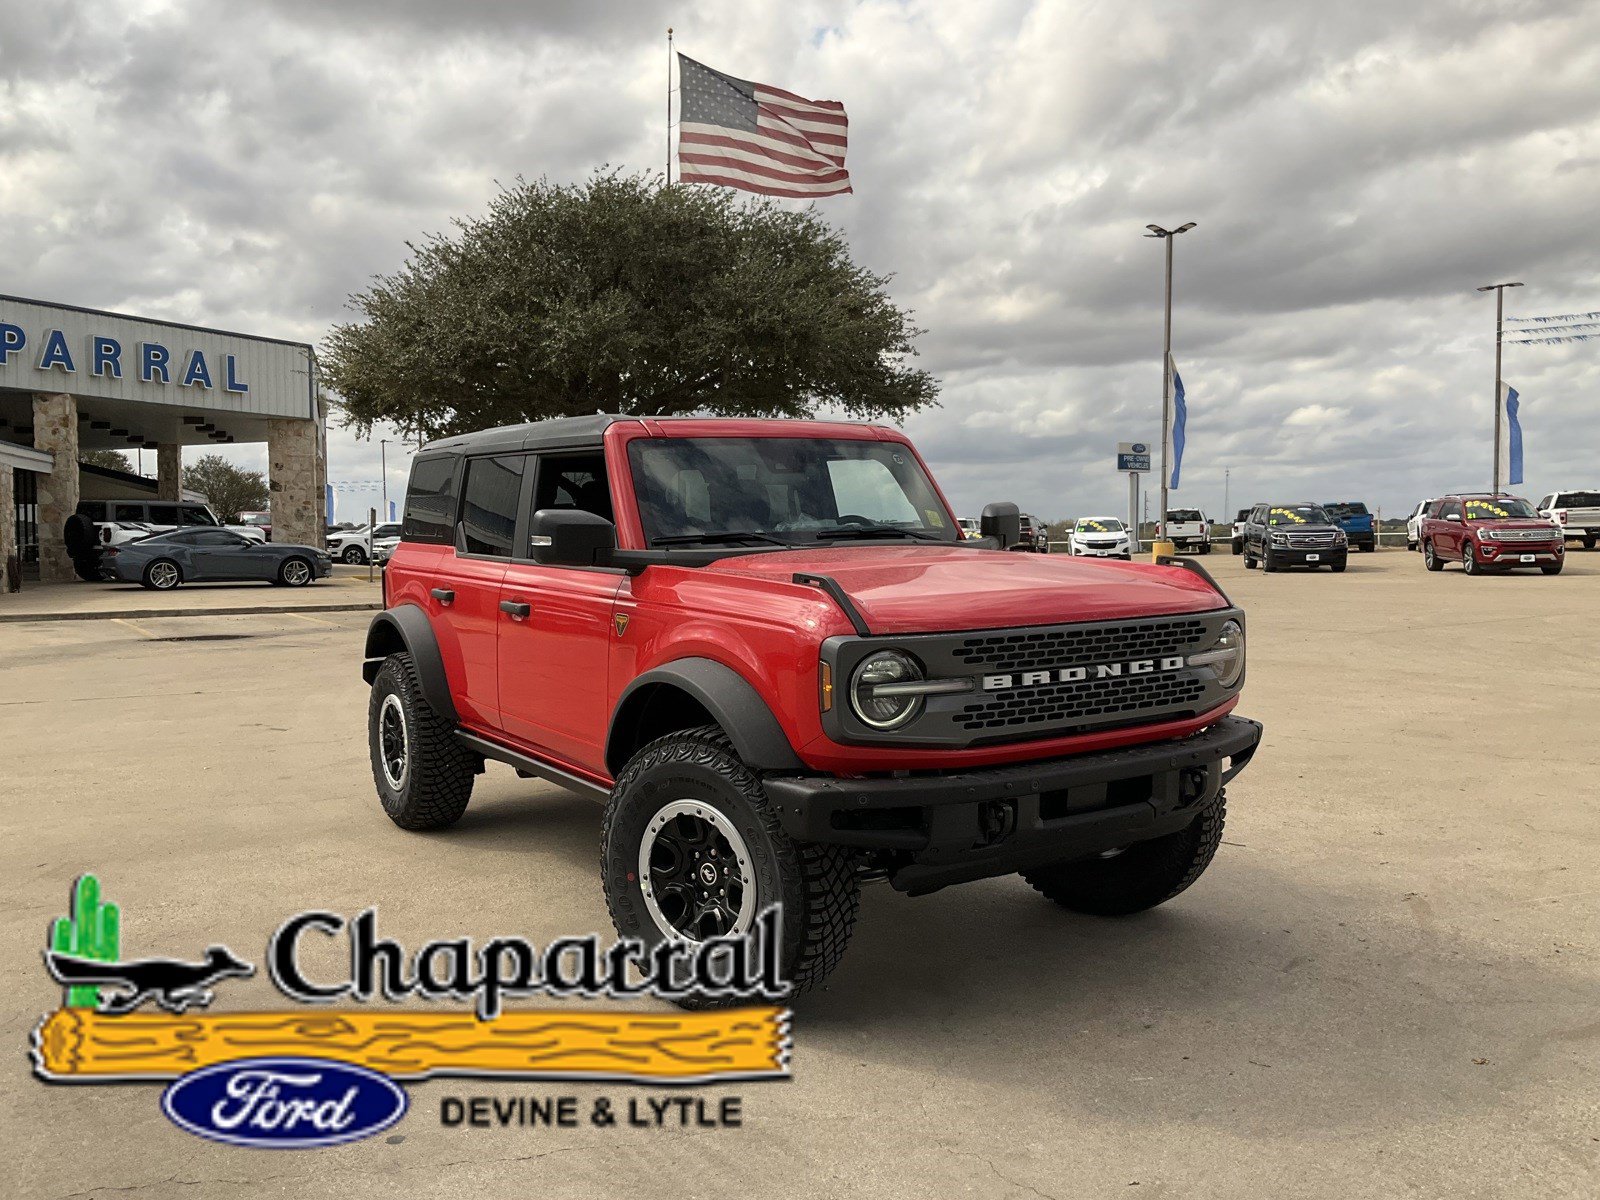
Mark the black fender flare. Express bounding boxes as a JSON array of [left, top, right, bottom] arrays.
[[361, 605, 457, 722], [606, 658, 803, 777]]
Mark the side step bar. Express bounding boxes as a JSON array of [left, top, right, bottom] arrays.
[[455, 731, 612, 804]]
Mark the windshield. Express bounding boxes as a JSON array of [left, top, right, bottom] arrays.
[[238, 513, 270, 526], [1268, 505, 1330, 526], [1464, 498, 1537, 520], [628, 437, 959, 547], [1075, 518, 1124, 533]]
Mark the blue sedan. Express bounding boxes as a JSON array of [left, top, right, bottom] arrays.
[[102, 528, 333, 590]]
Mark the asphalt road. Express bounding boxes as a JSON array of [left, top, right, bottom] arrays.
[[3, 550, 1597, 1199]]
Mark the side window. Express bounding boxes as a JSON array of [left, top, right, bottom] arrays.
[[179, 506, 217, 526], [193, 530, 238, 546], [459, 454, 527, 557], [113, 503, 145, 522], [1440, 500, 1462, 520], [78, 502, 107, 521], [532, 453, 613, 522], [1537, 495, 1553, 511], [403, 454, 460, 544]]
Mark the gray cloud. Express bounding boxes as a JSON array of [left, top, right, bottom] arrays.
[[4, 0, 1598, 526]]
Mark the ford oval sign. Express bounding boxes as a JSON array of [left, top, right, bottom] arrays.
[[161, 1057, 407, 1149]]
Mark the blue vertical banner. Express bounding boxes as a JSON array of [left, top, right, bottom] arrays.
[[325, 484, 335, 524], [1167, 355, 1186, 490], [1501, 382, 1523, 486]]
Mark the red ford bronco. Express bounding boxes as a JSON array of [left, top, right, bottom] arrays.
[[362, 416, 1261, 994]]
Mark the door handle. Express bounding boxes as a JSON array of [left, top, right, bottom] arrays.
[[499, 600, 531, 620], [430, 588, 455, 605]]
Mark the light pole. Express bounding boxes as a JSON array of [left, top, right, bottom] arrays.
[[1476, 281, 1522, 495], [1223, 467, 1230, 521], [1145, 222, 1196, 543]]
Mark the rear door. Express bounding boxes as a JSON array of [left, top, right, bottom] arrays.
[[495, 451, 623, 774]]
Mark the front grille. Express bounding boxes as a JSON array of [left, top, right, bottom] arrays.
[[954, 618, 1207, 673], [957, 674, 1208, 732], [1286, 532, 1336, 547], [1491, 527, 1559, 542]]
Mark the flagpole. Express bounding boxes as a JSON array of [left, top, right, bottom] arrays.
[[1477, 280, 1522, 496], [666, 28, 674, 186], [1144, 222, 1195, 549]]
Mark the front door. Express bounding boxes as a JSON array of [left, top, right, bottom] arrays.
[[1435, 500, 1464, 557], [495, 451, 622, 775]]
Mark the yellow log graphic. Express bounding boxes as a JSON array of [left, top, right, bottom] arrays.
[[33, 1007, 789, 1083]]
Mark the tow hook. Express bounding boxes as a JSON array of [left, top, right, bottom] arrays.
[[977, 800, 1016, 847]]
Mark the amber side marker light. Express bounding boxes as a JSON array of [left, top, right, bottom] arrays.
[[819, 661, 834, 712]]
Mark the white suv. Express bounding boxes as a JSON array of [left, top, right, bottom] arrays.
[[1405, 499, 1435, 552], [1068, 516, 1132, 559], [328, 522, 402, 564]]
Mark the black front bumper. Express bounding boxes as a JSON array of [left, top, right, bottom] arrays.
[[765, 716, 1263, 894]]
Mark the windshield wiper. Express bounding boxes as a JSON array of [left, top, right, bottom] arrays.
[[814, 525, 946, 542], [650, 531, 797, 548]]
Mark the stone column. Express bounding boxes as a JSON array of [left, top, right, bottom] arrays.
[[0, 464, 16, 593], [156, 443, 181, 501], [267, 417, 324, 549], [32, 393, 80, 584]]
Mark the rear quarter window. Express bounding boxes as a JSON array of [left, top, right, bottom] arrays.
[[403, 454, 461, 545]]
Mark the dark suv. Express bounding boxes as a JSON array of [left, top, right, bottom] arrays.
[[361, 416, 1262, 997], [1241, 503, 1348, 572]]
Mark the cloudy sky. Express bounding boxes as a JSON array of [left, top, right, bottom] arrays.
[[5, 0, 1599, 524]]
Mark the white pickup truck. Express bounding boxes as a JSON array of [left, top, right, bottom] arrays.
[[327, 521, 403, 564], [1164, 508, 1212, 554], [1536, 490, 1600, 550]]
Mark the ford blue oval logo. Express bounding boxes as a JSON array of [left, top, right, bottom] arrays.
[[161, 1057, 407, 1149]]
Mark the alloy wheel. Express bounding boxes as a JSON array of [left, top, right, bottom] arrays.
[[638, 801, 755, 943], [378, 693, 409, 790], [283, 559, 312, 585], [149, 561, 179, 589]]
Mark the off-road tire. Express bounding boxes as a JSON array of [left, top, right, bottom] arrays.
[[1021, 793, 1227, 916], [368, 652, 475, 830], [602, 726, 860, 1005], [1424, 541, 1443, 571]]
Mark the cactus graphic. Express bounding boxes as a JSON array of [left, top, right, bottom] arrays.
[[50, 874, 120, 1008]]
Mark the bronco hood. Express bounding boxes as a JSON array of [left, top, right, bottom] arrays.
[[706, 545, 1228, 634]]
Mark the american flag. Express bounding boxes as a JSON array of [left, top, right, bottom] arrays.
[[676, 53, 851, 198]]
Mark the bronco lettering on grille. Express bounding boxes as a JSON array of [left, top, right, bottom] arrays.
[[981, 656, 1186, 691]]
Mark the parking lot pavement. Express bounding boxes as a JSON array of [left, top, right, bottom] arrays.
[[4, 552, 1597, 1199], [0, 564, 382, 622]]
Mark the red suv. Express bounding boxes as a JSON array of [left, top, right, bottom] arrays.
[[361, 416, 1262, 995], [1420, 494, 1564, 576]]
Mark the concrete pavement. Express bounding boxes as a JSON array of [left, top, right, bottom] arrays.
[[3, 550, 1597, 1198]]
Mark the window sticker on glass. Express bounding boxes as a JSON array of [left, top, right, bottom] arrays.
[[924, 510, 945, 527], [1270, 507, 1309, 524]]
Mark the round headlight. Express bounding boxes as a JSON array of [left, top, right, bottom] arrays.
[[1190, 619, 1245, 689], [850, 650, 925, 730]]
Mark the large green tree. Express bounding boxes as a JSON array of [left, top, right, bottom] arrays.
[[181, 455, 268, 523], [324, 170, 937, 438], [80, 449, 135, 472]]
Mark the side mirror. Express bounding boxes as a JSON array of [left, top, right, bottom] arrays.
[[980, 502, 1021, 549], [529, 509, 616, 566], [1446, 514, 1462, 523]]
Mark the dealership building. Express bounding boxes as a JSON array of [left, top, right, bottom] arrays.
[[0, 295, 327, 589]]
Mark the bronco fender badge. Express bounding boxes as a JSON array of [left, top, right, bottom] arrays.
[[981, 656, 1186, 691]]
